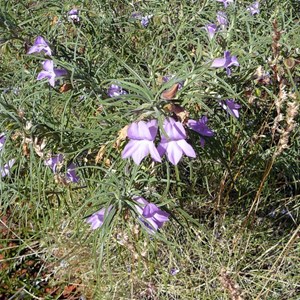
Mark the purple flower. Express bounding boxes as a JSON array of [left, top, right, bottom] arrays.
[[27, 36, 52, 56], [170, 268, 180, 275], [0, 133, 6, 151], [45, 155, 80, 183], [157, 117, 196, 165], [141, 15, 152, 27], [122, 120, 161, 165], [37, 60, 68, 87], [66, 163, 80, 183], [216, 11, 228, 27], [220, 99, 241, 119], [134, 197, 169, 233], [132, 12, 153, 28], [68, 8, 80, 22], [1, 159, 15, 178], [247, 2, 259, 15], [45, 154, 63, 173], [0, 134, 16, 178], [216, 0, 233, 8], [204, 24, 218, 39], [86, 206, 113, 230], [211, 51, 239, 76], [187, 116, 214, 147], [107, 84, 127, 98]]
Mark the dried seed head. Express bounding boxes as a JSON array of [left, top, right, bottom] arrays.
[[161, 83, 180, 100]]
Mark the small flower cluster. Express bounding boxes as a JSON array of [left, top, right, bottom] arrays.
[[121, 118, 201, 166], [27, 36, 68, 87], [86, 197, 169, 234], [205, 1, 260, 40]]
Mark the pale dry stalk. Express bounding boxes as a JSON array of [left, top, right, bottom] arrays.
[[275, 100, 299, 156]]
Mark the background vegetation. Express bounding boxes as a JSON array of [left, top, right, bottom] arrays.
[[0, 0, 299, 299]]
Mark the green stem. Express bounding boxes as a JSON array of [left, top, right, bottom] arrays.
[[174, 165, 182, 207]]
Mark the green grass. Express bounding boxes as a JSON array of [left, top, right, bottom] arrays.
[[1, 0, 300, 299]]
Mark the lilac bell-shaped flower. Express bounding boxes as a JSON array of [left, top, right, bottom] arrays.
[[66, 162, 80, 183], [37, 60, 68, 87], [86, 206, 113, 230], [107, 84, 127, 98], [132, 12, 153, 28], [0, 159, 15, 178], [157, 117, 196, 165], [141, 15, 152, 27], [216, 11, 228, 27], [68, 8, 80, 22], [0, 134, 6, 151], [204, 24, 218, 39], [27, 36, 52, 56], [45, 154, 80, 183], [122, 120, 161, 165], [220, 99, 241, 119], [247, 2, 260, 15], [45, 154, 63, 173], [211, 50, 239, 76], [134, 197, 169, 234], [187, 116, 214, 147]]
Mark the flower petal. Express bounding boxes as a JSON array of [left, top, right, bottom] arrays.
[[163, 118, 186, 140], [143, 203, 158, 218], [148, 143, 161, 162], [177, 140, 196, 158], [37, 71, 51, 81], [146, 119, 158, 140], [54, 69, 68, 77], [165, 141, 183, 165], [127, 121, 153, 140], [122, 140, 150, 165], [211, 58, 226, 68], [42, 60, 54, 72]]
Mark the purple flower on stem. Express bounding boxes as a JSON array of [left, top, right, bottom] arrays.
[[141, 15, 152, 27], [0, 134, 16, 178], [211, 51, 239, 76], [45, 154, 63, 173], [216, 0, 233, 8], [37, 60, 68, 87], [170, 268, 180, 275], [122, 120, 161, 165], [157, 117, 196, 165], [134, 197, 169, 234], [107, 84, 127, 98], [220, 99, 241, 119], [66, 163, 80, 183], [1, 159, 15, 178], [247, 2, 259, 15], [27, 36, 52, 56], [187, 116, 214, 147], [132, 12, 153, 28], [86, 206, 113, 230], [45, 155, 80, 183], [68, 8, 80, 22], [0, 134, 6, 151], [216, 11, 228, 27], [204, 23, 218, 39]]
